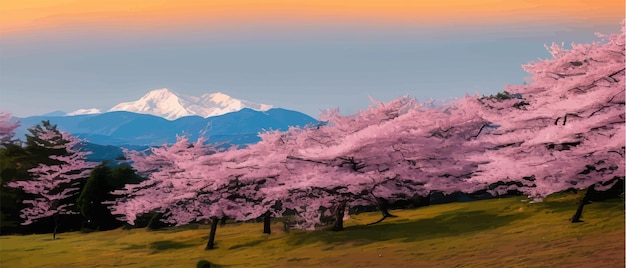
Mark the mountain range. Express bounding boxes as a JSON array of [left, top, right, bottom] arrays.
[[68, 88, 273, 120], [18, 108, 315, 146], [13, 89, 318, 159]]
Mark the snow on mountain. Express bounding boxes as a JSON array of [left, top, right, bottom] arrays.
[[108, 88, 273, 120], [109, 88, 193, 120], [67, 108, 102, 116]]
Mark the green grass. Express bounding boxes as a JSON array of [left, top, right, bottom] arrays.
[[1, 192, 624, 267]]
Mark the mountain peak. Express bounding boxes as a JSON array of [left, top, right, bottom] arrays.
[[109, 88, 190, 120], [108, 88, 273, 120], [143, 88, 179, 98], [199, 92, 233, 104]]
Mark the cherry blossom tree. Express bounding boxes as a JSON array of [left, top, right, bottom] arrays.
[[281, 97, 420, 229], [111, 136, 261, 249], [188, 146, 282, 247], [110, 95, 492, 238], [200, 130, 297, 234], [0, 112, 19, 145], [464, 21, 625, 222], [280, 97, 491, 230], [110, 136, 216, 225], [6, 127, 97, 239]]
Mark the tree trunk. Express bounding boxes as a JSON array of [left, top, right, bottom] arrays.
[[263, 211, 271, 234], [377, 198, 397, 218], [220, 217, 227, 227], [282, 222, 289, 233], [366, 198, 397, 225], [331, 202, 346, 231], [52, 214, 59, 240], [205, 217, 219, 250], [570, 185, 595, 223]]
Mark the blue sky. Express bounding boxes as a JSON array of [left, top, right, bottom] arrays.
[[0, 2, 622, 118]]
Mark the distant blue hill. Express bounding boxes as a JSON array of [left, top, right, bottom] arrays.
[[42, 110, 67, 116], [14, 108, 318, 149], [82, 142, 127, 163]]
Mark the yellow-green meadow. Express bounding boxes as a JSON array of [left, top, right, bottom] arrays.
[[1, 192, 623, 267]]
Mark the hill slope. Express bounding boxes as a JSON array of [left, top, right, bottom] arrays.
[[1, 193, 623, 267]]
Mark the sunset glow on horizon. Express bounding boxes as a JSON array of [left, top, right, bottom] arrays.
[[1, 0, 623, 36]]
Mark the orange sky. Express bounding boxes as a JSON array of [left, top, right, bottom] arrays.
[[1, 0, 623, 36]]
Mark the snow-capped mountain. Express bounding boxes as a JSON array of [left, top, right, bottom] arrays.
[[108, 88, 272, 120], [67, 108, 102, 116]]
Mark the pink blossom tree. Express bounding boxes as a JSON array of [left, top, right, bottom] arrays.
[[0, 112, 19, 145], [111, 136, 262, 249], [281, 97, 491, 230], [199, 130, 297, 234], [6, 127, 97, 239], [111, 96, 491, 236], [110, 136, 217, 225], [464, 21, 625, 222], [188, 143, 287, 247], [282, 97, 421, 229]]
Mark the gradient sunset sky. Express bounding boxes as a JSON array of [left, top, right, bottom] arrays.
[[0, 1, 623, 118]]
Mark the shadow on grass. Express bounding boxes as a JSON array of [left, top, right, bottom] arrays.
[[288, 209, 527, 247], [196, 259, 226, 268], [38, 237, 65, 241], [228, 239, 265, 250], [122, 240, 196, 253], [150, 240, 195, 252], [156, 224, 202, 233], [536, 197, 581, 214], [22, 247, 44, 251]]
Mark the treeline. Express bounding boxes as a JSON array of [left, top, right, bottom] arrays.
[[0, 121, 145, 235]]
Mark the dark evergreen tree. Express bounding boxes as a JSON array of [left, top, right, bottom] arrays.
[[24, 121, 68, 166], [0, 142, 31, 234], [78, 164, 115, 230], [6, 121, 96, 238], [109, 164, 144, 189], [78, 163, 144, 231], [1, 120, 71, 234]]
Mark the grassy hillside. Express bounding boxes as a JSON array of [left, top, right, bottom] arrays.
[[1, 192, 623, 268]]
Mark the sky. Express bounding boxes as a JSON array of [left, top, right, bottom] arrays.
[[0, 1, 623, 118]]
